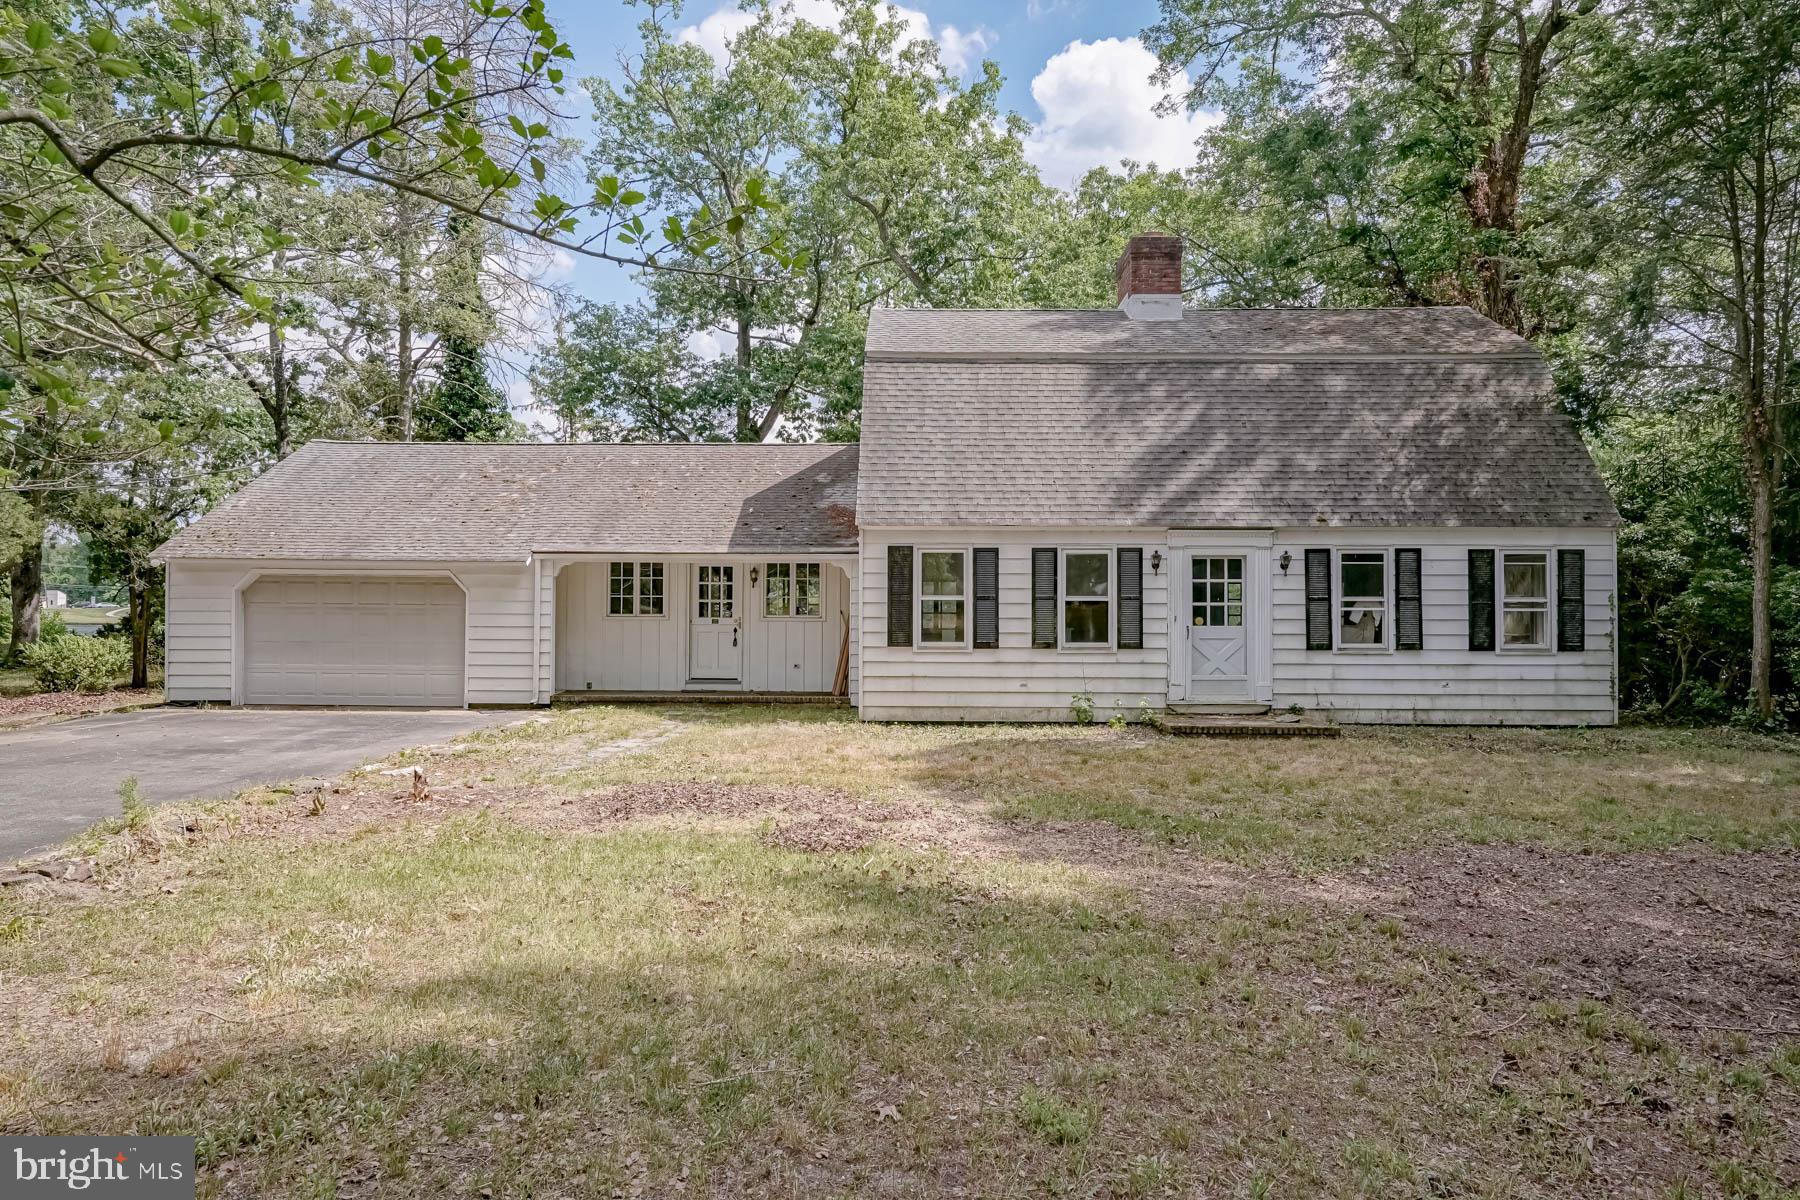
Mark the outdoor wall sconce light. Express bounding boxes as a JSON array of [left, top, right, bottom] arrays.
[[1150, 551, 1162, 575], [1279, 551, 1292, 575], [749, 565, 760, 588]]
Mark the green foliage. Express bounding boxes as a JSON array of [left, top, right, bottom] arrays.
[[1070, 692, 1096, 725], [1601, 410, 1800, 724], [578, 0, 1057, 440], [1016, 1086, 1094, 1145], [416, 335, 514, 442], [20, 631, 129, 692], [117, 775, 149, 831]]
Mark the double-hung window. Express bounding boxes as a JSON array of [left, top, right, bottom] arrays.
[[1061, 549, 1112, 647], [1500, 551, 1550, 649], [918, 550, 967, 646], [1337, 551, 1388, 648], [607, 561, 664, 616], [764, 562, 822, 618]]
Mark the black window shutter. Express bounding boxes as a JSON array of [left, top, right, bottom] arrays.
[[1117, 548, 1143, 650], [1031, 548, 1058, 648], [1395, 548, 1423, 650], [1557, 548, 1585, 651], [886, 545, 912, 647], [972, 547, 999, 649], [1304, 549, 1332, 651], [1468, 549, 1496, 651]]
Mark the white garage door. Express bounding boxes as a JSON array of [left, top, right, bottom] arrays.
[[243, 576, 464, 706]]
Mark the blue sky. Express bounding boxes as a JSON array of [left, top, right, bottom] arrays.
[[534, 0, 1206, 310]]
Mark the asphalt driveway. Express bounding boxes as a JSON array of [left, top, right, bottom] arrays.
[[0, 708, 515, 863]]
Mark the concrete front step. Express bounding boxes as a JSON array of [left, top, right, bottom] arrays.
[[1167, 702, 1273, 716]]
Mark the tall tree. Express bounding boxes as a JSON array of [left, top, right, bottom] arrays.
[[0, 0, 781, 440], [1575, 0, 1800, 719], [1144, 0, 1608, 333], [583, 0, 1056, 440]]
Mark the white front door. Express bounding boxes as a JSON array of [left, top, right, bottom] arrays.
[[688, 563, 741, 682], [1186, 554, 1250, 700]]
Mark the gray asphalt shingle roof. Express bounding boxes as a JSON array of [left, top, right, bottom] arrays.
[[859, 307, 1617, 529], [155, 441, 861, 561]]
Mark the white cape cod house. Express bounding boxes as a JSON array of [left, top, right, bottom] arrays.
[[155, 235, 1619, 725]]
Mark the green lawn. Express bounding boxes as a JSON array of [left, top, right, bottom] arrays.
[[2, 708, 1796, 1198]]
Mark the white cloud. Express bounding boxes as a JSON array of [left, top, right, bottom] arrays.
[[678, 0, 993, 75], [1023, 37, 1223, 189], [935, 24, 994, 74]]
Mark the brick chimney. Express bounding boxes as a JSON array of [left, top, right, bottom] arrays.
[[1114, 232, 1183, 321]]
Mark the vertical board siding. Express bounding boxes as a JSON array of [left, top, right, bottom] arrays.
[[554, 559, 852, 695], [555, 561, 685, 692], [860, 529, 1171, 722], [1269, 529, 1616, 725]]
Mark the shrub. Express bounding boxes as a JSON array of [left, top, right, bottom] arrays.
[[21, 634, 130, 693]]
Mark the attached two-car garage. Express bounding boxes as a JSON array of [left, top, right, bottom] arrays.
[[242, 576, 464, 707]]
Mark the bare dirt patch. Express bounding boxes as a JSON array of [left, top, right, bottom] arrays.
[[1348, 843, 1800, 1035], [0, 688, 161, 729]]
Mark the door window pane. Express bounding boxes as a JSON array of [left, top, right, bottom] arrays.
[[1191, 557, 1246, 629], [696, 566, 734, 620]]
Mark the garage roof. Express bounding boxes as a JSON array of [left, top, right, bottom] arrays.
[[154, 441, 861, 562]]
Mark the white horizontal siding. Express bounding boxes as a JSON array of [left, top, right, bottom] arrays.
[[1268, 527, 1617, 725], [859, 529, 1170, 723], [164, 562, 238, 702], [160, 558, 537, 707], [459, 564, 536, 705]]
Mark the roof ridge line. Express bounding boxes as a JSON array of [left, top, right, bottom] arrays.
[[865, 351, 1545, 364]]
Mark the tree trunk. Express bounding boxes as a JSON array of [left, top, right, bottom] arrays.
[[395, 212, 417, 441], [1745, 419, 1778, 720], [7, 535, 42, 661], [734, 295, 754, 441], [128, 570, 151, 689], [268, 322, 291, 460]]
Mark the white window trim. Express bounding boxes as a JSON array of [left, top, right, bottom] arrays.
[[1333, 548, 1394, 654], [1058, 546, 1115, 651], [762, 561, 824, 621], [914, 546, 971, 651], [606, 560, 669, 619], [1495, 548, 1555, 654]]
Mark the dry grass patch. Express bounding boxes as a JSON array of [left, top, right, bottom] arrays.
[[1, 706, 1796, 1198]]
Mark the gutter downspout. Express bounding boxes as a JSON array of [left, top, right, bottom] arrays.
[[530, 554, 542, 706]]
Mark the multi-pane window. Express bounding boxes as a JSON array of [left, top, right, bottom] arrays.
[[763, 562, 822, 618], [1062, 550, 1111, 646], [1501, 551, 1550, 648], [608, 562, 665, 616], [765, 562, 791, 617], [695, 565, 733, 620], [919, 550, 966, 645], [1338, 551, 1388, 647], [608, 562, 634, 615], [1191, 556, 1243, 628]]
